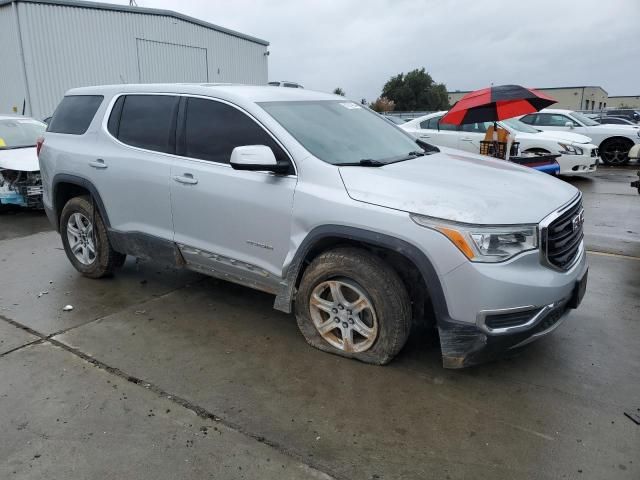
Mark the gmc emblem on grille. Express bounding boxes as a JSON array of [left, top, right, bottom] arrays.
[[571, 211, 584, 232]]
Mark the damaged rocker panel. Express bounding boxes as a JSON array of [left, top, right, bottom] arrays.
[[177, 243, 280, 294]]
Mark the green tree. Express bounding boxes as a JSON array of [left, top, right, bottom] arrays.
[[333, 87, 345, 96], [381, 68, 449, 111]]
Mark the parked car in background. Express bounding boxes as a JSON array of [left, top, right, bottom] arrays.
[[0, 115, 45, 209], [402, 112, 599, 176], [383, 115, 407, 125], [39, 84, 588, 368], [596, 116, 639, 126], [268, 81, 304, 88], [520, 109, 640, 165], [604, 109, 640, 123]]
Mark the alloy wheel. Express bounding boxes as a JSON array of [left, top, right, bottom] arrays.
[[309, 278, 378, 353], [66, 212, 96, 265], [601, 141, 629, 165]]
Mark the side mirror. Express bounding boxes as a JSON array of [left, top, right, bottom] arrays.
[[230, 145, 287, 173], [564, 121, 575, 129]]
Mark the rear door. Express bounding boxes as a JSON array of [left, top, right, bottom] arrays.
[[413, 115, 461, 149], [458, 122, 489, 153], [97, 94, 178, 240], [169, 96, 297, 291]]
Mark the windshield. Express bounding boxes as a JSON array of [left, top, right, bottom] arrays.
[[259, 100, 421, 165], [500, 118, 540, 134], [570, 111, 599, 126], [0, 118, 46, 149]]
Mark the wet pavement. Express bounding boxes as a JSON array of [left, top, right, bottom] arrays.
[[1, 167, 639, 479]]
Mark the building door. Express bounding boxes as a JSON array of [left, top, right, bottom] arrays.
[[137, 39, 209, 83]]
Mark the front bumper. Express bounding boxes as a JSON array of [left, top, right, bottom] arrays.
[[0, 170, 43, 208], [437, 243, 588, 368], [556, 150, 599, 176]]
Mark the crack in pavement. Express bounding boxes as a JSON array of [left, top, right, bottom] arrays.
[[0, 314, 342, 480]]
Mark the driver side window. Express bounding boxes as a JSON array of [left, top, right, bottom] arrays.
[[534, 113, 579, 127], [182, 97, 292, 173]]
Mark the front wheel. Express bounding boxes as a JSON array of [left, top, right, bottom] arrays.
[[600, 139, 632, 165], [60, 196, 125, 278], [295, 247, 411, 365]]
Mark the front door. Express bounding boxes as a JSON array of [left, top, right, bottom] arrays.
[[169, 96, 297, 292]]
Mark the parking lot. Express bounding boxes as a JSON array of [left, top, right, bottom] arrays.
[[1, 167, 638, 480]]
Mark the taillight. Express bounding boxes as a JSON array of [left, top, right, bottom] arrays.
[[36, 137, 44, 157]]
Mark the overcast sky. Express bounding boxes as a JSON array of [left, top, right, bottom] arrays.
[[113, 0, 639, 102]]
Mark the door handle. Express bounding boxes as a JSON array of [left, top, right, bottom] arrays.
[[460, 138, 473, 142], [88, 159, 107, 169], [419, 134, 431, 139], [172, 173, 198, 185]]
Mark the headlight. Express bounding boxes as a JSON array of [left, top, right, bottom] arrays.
[[410, 214, 538, 263], [558, 143, 583, 155]]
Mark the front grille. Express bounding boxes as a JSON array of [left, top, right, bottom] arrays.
[[543, 199, 584, 270]]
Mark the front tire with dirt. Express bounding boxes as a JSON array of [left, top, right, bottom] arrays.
[[295, 247, 411, 365]]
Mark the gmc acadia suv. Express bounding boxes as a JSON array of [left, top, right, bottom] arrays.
[[39, 84, 588, 368]]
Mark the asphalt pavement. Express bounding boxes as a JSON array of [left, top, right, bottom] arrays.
[[1, 167, 638, 480]]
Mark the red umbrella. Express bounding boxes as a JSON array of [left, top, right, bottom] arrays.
[[440, 84, 556, 125]]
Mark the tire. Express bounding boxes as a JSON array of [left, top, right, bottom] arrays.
[[295, 247, 411, 365], [600, 138, 632, 165], [60, 196, 125, 278]]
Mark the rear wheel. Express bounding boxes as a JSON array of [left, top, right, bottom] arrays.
[[60, 196, 125, 278], [295, 247, 411, 365], [600, 138, 632, 165]]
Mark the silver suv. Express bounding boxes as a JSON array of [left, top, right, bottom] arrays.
[[39, 84, 588, 368]]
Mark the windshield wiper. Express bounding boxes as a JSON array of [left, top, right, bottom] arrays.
[[339, 159, 386, 167]]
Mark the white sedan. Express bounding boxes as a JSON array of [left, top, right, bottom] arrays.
[[401, 112, 600, 176], [0, 115, 46, 209], [519, 109, 640, 165]]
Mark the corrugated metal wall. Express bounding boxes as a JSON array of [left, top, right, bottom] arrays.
[[136, 39, 208, 83], [6, 1, 268, 119], [0, 4, 27, 115]]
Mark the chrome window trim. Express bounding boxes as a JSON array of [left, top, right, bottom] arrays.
[[538, 192, 584, 271], [100, 92, 298, 177]]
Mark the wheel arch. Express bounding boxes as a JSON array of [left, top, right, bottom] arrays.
[[274, 225, 451, 327], [598, 135, 635, 148], [51, 174, 110, 232]]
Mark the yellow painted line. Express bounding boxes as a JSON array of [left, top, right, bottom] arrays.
[[587, 250, 640, 261]]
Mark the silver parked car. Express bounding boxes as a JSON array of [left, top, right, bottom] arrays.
[[39, 84, 588, 368]]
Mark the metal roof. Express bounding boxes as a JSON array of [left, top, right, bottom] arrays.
[[449, 86, 609, 94], [0, 0, 269, 45]]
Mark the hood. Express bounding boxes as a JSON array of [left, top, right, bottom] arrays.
[[338, 148, 578, 225], [517, 129, 592, 144], [0, 147, 39, 172]]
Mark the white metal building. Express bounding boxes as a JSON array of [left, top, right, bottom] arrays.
[[0, 0, 269, 119]]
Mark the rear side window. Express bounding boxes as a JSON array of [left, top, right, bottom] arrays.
[[48, 95, 103, 134], [113, 95, 179, 153], [182, 97, 291, 170]]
